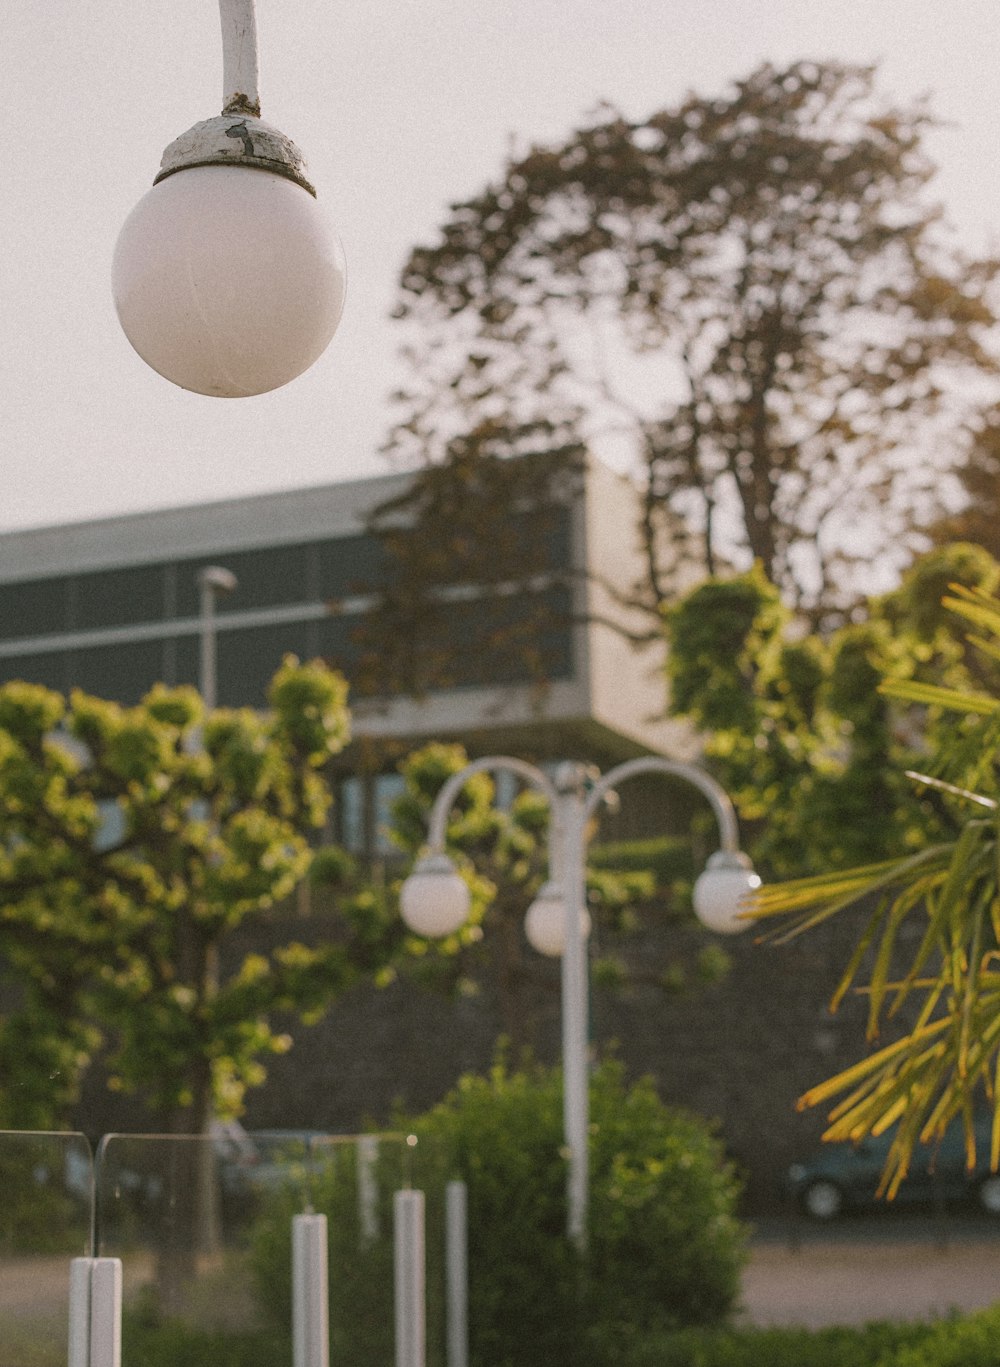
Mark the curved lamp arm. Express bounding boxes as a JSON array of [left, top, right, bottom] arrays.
[[220, 0, 261, 116], [401, 756, 559, 939], [583, 755, 741, 851], [582, 755, 758, 935], [424, 755, 558, 852]]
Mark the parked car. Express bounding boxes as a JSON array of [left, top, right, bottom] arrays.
[[788, 1118, 1000, 1219]]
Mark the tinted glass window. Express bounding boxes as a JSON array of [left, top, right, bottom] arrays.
[[0, 650, 71, 692], [0, 578, 68, 640], [69, 640, 166, 705], [313, 614, 364, 677], [318, 536, 390, 598], [72, 565, 166, 631], [214, 623, 314, 706], [174, 544, 311, 617]]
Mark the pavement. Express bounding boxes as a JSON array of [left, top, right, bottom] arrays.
[[741, 1217, 1000, 1328]]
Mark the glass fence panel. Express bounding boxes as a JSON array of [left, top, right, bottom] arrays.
[[0, 1130, 93, 1367], [94, 1129, 449, 1364], [304, 1132, 448, 1367], [97, 1131, 294, 1365]]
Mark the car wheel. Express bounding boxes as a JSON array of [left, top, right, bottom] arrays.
[[801, 1179, 844, 1220], [978, 1175, 1000, 1215]]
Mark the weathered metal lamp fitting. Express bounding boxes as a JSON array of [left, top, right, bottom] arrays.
[[154, 114, 316, 196]]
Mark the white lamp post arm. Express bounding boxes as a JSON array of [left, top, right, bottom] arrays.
[[424, 756, 558, 854], [219, 0, 261, 116], [583, 755, 741, 853]]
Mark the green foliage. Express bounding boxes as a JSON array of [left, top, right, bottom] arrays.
[[404, 1059, 746, 1367], [753, 583, 1000, 1197], [116, 1308, 991, 1367], [887, 1306, 1000, 1367], [123, 1317, 289, 1367], [610, 1320, 935, 1367], [665, 548, 1000, 878], [0, 657, 367, 1131]]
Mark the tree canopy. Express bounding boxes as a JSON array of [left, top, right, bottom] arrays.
[[0, 658, 366, 1132], [388, 59, 1000, 619], [664, 543, 1000, 879]]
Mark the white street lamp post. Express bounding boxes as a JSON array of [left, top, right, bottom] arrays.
[[113, 0, 346, 398], [399, 754, 760, 1250], [197, 565, 238, 709]]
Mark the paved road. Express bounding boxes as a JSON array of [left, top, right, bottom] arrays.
[[742, 1219, 1000, 1328]]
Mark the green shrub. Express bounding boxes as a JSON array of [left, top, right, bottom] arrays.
[[247, 1059, 745, 1367], [611, 1321, 931, 1367], [405, 1058, 747, 1367], [123, 1316, 289, 1367], [887, 1305, 1000, 1367]]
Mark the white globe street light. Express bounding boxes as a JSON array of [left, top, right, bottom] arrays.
[[692, 851, 762, 935], [398, 752, 758, 1249], [113, 0, 346, 397], [399, 853, 471, 939], [524, 881, 591, 959]]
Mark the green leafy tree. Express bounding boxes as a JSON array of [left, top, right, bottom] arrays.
[[932, 405, 1000, 562], [0, 657, 364, 1133], [387, 59, 999, 621], [664, 545, 1000, 877], [751, 582, 1000, 1198]]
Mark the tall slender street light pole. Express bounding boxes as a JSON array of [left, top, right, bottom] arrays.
[[399, 753, 760, 1249], [197, 565, 238, 710]]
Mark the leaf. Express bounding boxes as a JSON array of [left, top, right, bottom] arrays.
[[879, 679, 1000, 715]]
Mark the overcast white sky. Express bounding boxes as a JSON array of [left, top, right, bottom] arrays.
[[3, 0, 1000, 533]]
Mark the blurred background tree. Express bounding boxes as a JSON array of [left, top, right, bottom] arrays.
[[382, 58, 1000, 636]]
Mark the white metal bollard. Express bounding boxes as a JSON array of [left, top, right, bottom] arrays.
[[69, 1257, 122, 1367], [394, 1189, 425, 1367], [292, 1212, 330, 1367], [68, 1258, 92, 1367], [445, 1180, 468, 1367], [357, 1135, 379, 1246]]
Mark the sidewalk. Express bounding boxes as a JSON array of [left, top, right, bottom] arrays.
[[741, 1232, 1000, 1328]]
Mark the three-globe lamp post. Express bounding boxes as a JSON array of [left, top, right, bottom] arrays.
[[399, 754, 760, 1250], [113, 0, 346, 398]]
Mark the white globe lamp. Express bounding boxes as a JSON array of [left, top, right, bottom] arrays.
[[692, 851, 761, 935], [524, 881, 591, 959], [113, 0, 345, 398], [400, 854, 471, 939]]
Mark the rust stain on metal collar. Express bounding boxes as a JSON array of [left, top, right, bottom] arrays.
[[222, 92, 262, 119]]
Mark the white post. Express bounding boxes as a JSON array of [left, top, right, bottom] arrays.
[[69, 1258, 123, 1367], [445, 1181, 468, 1367], [198, 565, 237, 710], [357, 1135, 379, 1246], [394, 1189, 425, 1367], [68, 1259, 92, 1367], [89, 1260, 122, 1367], [218, 0, 261, 114], [555, 767, 590, 1251], [293, 1213, 330, 1367]]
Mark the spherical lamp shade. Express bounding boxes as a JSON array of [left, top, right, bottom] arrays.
[[113, 165, 346, 397], [524, 881, 592, 958], [693, 851, 761, 935], [399, 855, 471, 939]]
